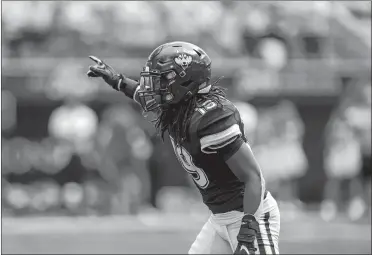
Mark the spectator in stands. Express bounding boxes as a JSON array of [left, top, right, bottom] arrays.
[[322, 84, 369, 221], [273, 101, 308, 212], [344, 83, 371, 219]]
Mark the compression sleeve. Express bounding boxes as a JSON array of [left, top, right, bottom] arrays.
[[119, 76, 140, 99]]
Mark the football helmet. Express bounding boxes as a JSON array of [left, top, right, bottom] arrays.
[[136, 41, 212, 112]]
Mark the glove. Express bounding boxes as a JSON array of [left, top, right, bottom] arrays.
[[234, 214, 259, 254], [87, 56, 124, 91]]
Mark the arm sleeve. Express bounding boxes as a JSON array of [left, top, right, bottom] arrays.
[[119, 76, 140, 99], [197, 107, 244, 156]]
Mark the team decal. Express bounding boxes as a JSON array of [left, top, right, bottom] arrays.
[[175, 53, 192, 70]]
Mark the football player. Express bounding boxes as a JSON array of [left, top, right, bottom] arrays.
[[87, 42, 280, 254]]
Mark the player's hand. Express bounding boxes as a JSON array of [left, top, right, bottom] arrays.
[[234, 214, 259, 254], [87, 56, 124, 91]]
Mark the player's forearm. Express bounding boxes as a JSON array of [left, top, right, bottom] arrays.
[[119, 76, 140, 99], [243, 172, 262, 216]]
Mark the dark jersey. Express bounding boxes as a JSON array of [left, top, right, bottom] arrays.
[[169, 97, 246, 214]]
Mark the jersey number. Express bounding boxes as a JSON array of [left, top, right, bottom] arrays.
[[170, 138, 209, 189]]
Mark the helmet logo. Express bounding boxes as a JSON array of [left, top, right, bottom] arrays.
[[175, 54, 192, 70]]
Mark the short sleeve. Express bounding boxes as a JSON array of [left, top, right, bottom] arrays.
[[197, 106, 243, 154]]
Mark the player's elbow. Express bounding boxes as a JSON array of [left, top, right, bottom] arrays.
[[237, 165, 261, 186], [242, 166, 261, 184], [225, 142, 261, 183]]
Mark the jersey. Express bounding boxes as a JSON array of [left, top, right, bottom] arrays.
[[169, 97, 246, 214]]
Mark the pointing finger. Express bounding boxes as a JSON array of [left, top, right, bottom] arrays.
[[89, 56, 104, 66]]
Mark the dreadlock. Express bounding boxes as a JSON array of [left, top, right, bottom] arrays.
[[152, 79, 227, 147]]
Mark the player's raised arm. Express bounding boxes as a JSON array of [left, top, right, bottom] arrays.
[[197, 106, 264, 254], [87, 56, 140, 100]]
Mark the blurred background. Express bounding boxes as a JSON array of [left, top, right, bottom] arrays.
[[1, 1, 371, 254]]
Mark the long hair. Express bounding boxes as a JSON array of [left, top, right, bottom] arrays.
[[153, 79, 226, 147]]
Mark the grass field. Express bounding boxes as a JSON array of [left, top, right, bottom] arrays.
[[2, 211, 371, 254]]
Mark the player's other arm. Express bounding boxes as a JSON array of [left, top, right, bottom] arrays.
[[87, 56, 140, 100], [198, 109, 263, 254], [198, 109, 264, 216], [202, 132, 263, 216]]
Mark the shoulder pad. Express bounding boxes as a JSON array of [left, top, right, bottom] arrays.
[[195, 99, 243, 154]]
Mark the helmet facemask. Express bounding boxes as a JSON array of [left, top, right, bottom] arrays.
[[137, 67, 177, 112]]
